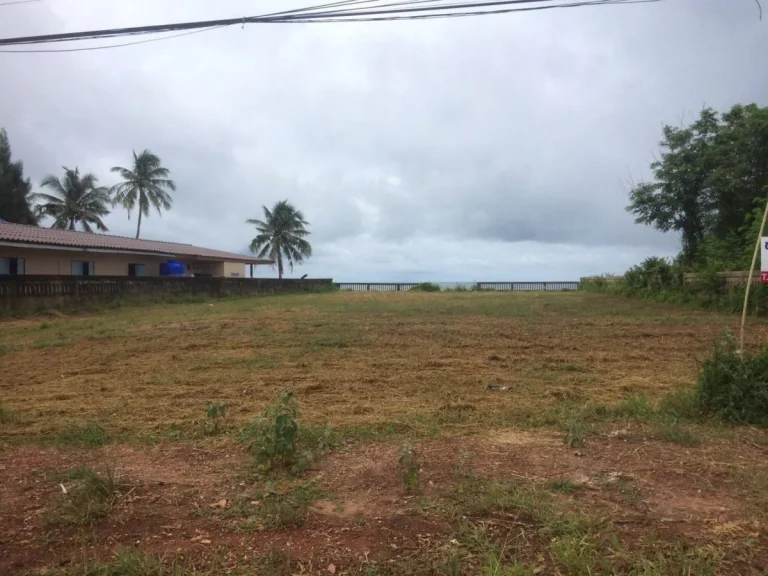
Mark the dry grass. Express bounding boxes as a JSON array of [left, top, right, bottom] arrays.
[[2, 291, 768, 575], [0, 291, 752, 440]]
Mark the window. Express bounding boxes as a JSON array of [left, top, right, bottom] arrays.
[[71, 260, 95, 276], [128, 263, 148, 277], [0, 257, 25, 275]]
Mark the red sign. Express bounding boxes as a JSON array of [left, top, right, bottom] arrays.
[[761, 272, 768, 285]]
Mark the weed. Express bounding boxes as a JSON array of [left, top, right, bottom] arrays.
[[545, 477, 581, 494], [56, 423, 109, 447], [205, 402, 228, 435], [255, 551, 294, 576], [46, 465, 129, 526], [221, 482, 321, 531], [564, 418, 585, 448], [37, 548, 219, 575], [240, 391, 333, 474], [398, 444, 421, 493], [451, 476, 542, 520], [655, 423, 700, 445], [696, 334, 768, 425]]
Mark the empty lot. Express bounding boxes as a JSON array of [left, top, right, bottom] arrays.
[[1, 292, 767, 574]]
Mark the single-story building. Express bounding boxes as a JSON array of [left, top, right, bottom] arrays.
[[0, 221, 273, 278]]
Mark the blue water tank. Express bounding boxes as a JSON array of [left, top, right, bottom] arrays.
[[160, 260, 186, 276]]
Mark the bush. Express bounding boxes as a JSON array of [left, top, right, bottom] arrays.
[[240, 391, 335, 473], [410, 282, 441, 292], [696, 335, 768, 426]]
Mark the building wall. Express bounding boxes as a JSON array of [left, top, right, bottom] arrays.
[[1, 247, 262, 278], [0, 247, 165, 276], [223, 262, 246, 278]]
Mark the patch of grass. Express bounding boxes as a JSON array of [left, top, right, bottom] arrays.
[[0, 399, 14, 424], [46, 465, 129, 527], [655, 423, 700, 445], [545, 477, 581, 494], [55, 423, 110, 447], [311, 335, 349, 348], [36, 548, 218, 575], [449, 475, 542, 521], [563, 418, 585, 448], [219, 481, 322, 531]]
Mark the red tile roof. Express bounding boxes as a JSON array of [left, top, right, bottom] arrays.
[[0, 222, 272, 264]]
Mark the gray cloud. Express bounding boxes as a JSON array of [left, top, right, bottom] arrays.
[[1, 0, 766, 280]]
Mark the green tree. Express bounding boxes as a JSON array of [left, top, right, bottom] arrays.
[[0, 128, 37, 225], [110, 150, 176, 239], [626, 108, 720, 265], [247, 200, 312, 279], [34, 167, 110, 232]]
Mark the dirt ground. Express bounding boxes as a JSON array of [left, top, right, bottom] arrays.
[[1, 292, 767, 574]]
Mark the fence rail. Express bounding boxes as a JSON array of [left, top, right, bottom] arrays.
[[335, 281, 579, 292]]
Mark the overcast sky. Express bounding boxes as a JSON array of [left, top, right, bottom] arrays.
[[1, 0, 766, 281]]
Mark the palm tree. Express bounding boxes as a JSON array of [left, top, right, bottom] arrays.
[[110, 150, 176, 238], [33, 167, 110, 232], [247, 200, 312, 279]]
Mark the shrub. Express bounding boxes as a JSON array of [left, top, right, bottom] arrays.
[[240, 391, 334, 474], [696, 335, 768, 426], [410, 282, 441, 292], [205, 402, 228, 435], [397, 444, 421, 493]]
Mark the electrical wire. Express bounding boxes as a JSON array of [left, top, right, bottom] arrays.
[[0, 0, 41, 5], [0, 0, 658, 51], [0, 26, 226, 53]]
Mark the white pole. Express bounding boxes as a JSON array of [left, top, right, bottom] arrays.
[[740, 196, 768, 352]]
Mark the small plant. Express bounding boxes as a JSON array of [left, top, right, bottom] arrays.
[[397, 444, 421, 493], [205, 402, 228, 434], [242, 391, 299, 472], [47, 464, 129, 526], [564, 418, 585, 448], [240, 391, 333, 474]]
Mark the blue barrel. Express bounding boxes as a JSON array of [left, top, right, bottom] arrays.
[[160, 260, 186, 276]]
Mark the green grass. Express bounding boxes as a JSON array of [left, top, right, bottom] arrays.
[[46, 465, 129, 527], [203, 481, 323, 532]]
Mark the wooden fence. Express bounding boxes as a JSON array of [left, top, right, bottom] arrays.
[[0, 276, 333, 312], [335, 281, 579, 292], [682, 271, 759, 287]]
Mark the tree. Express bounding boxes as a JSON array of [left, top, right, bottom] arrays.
[[110, 150, 176, 239], [628, 105, 768, 269], [626, 108, 720, 265], [34, 167, 110, 232], [247, 200, 312, 279], [0, 128, 37, 225]]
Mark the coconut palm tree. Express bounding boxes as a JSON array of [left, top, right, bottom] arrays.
[[110, 150, 176, 238], [247, 200, 312, 279], [34, 167, 110, 232]]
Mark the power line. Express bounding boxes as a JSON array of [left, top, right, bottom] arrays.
[[0, 27, 225, 53], [0, 0, 41, 5], [0, 0, 657, 50]]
